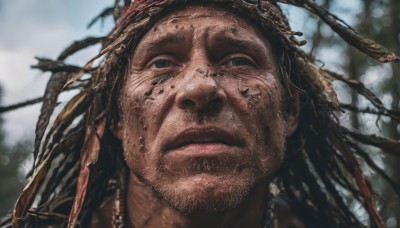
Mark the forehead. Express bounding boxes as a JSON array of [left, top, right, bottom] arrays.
[[156, 4, 257, 28], [138, 4, 269, 46]]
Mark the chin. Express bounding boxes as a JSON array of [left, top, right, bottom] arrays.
[[152, 172, 259, 214]]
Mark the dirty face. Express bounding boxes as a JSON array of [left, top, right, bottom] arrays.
[[117, 4, 297, 213]]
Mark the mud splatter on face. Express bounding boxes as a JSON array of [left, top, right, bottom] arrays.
[[144, 74, 173, 97], [119, 4, 294, 216]]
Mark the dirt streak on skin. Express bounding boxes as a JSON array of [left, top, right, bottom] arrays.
[[114, 4, 299, 228]]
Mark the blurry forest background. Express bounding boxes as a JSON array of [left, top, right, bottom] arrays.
[[0, 0, 399, 227]]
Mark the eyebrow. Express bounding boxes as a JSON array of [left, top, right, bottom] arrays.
[[142, 32, 189, 52], [212, 31, 269, 54], [212, 35, 267, 53], [208, 32, 271, 66]]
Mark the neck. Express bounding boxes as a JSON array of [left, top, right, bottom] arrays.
[[126, 173, 269, 228]]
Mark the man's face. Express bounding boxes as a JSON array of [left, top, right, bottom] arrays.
[[117, 4, 295, 213]]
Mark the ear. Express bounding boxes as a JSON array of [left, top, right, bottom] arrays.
[[110, 119, 123, 140], [284, 92, 300, 137]]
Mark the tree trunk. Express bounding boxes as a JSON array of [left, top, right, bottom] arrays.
[[380, 1, 400, 226]]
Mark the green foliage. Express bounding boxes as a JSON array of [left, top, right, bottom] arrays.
[[0, 140, 32, 215], [0, 86, 33, 215]]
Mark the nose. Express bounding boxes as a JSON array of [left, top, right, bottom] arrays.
[[175, 68, 227, 111]]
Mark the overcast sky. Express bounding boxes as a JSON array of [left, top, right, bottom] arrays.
[[0, 1, 362, 145], [0, 0, 113, 145]]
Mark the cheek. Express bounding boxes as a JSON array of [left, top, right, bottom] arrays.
[[257, 85, 285, 144], [119, 93, 150, 172], [234, 78, 283, 128], [258, 92, 286, 170], [119, 80, 173, 175], [120, 73, 167, 144], [234, 78, 286, 167]]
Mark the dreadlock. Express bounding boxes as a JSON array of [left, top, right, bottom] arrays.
[[3, 0, 399, 227]]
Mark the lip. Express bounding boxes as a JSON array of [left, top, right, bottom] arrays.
[[163, 127, 243, 154]]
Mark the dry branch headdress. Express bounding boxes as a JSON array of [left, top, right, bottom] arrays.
[[2, 0, 399, 227]]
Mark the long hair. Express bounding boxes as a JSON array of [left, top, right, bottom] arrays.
[[6, 0, 400, 227]]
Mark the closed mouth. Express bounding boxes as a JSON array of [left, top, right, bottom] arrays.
[[163, 127, 242, 152]]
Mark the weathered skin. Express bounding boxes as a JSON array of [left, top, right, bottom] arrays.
[[114, 4, 299, 228]]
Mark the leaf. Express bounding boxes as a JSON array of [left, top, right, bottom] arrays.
[[13, 139, 68, 225], [330, 133, 385, 227], [27, 211, 69, 220], [348, 141, 400, 196], [340, 103, 400, 123], [31, 57, 84, 73], [301, 0, 399, 63], [33, 72, 70, 168], [325, 69, 385, 111], [0, 97, 43, 114], [87, 7, 114, 29], [344, 129, 400, 156], [68, 116, 106, 228], [68, 166, 89, 228], [12, 130, 82, 226], [85, 16, 151, 68], [41, 92, 89, 158], [57, 37, 103, 61], [63, 63, 93, 90]]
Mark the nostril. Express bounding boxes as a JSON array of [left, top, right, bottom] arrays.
[[181, 99, 196, 109], [208, 98, 222, 109], [179, 97, 222, 110]]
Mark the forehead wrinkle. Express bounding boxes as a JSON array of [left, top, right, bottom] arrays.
[[158, 4, 240, 21]]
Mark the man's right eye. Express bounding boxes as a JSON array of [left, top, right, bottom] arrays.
[[152, 59, 171, 68]]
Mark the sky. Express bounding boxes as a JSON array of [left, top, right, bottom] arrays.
[[0, 0, 113, 145], [0, 0, 362, 145]]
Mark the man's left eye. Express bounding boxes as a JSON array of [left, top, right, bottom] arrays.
[[224, 57, 253, 67]]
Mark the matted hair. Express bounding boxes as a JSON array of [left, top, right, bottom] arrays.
[[4, 0, 399, 227]]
